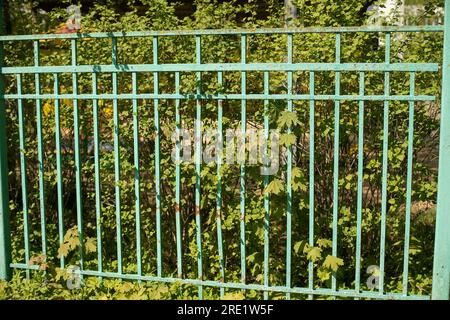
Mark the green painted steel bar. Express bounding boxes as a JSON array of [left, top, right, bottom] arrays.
[[71, 39, 84, 270], [0, 1, 10, 280], [2, 93, 436, 102], [1, 62, 439, 74], [112, 37, 122, 274], [432, 0, 450, 300], [240, 34, 247, 288], [92, 72, 102, 278], [7, 262, 431, 300], [403, 72, 415, 296], [132, 72, 142, 278], [16, 74, 30, 278], [355, 72, 365, 293], [0, 25, 443, 42], [308, 71, 315, 299], [153, 36, 162, 278], [34, 40, 47, 260], [331, 33, 341, 292], [195, 34, 204, 299], [379, 32, 391, 294], [263, 71, 270, 300], [175, 71, 183, 279], [216, 71, 225, 298], [54, 73, 64, 269], [285, 33, 293, 300]]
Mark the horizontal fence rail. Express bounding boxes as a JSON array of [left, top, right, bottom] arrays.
[[0, 25, 444, 41], [1, 17, 450, 300]]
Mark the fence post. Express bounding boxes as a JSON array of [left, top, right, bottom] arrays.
[[0, 0, 12, 281], [433, 0, 450, 300]]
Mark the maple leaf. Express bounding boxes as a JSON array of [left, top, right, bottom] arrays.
[[292, 167, 302, 179], [317, 239, 332, 249], [293, 240, 306, 254], [277, 111, 300, 128], [85, 237, 97, 254], [68, 236, 80, 249], [280, 133, 297, 147], [64, 226, 78, 242], [264, 178, 284, 195], [58, 243, 70, 258], [323, 255, 344, 272], [306, 246, 322, 262], [317, 268, 331, 282]]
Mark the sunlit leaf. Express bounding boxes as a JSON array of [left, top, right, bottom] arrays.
[[323, 255, 344, 272]]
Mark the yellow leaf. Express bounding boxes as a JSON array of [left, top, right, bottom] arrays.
[[43, 101, 54, 118], [264, 178, 284, 195], [64, 226, 78, 242], [58, 243, 70, 258], [222, 292, 245, 300], [85, 237, 97, 254], [55, 268, 67, 281], [323, 255, 344, 272], [306, 246, 322, 262], [317, 239, 332, 248], [318, 268, 331, 281], [68, 236, 80, 249], [104, 106, 113, 117], [292, 167, 302, 179]]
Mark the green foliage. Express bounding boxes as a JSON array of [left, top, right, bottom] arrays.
[[323, 256, 344, 273], [0, 270, 201, 300], [306, 246, 322, 262], [2, 0, 443, 299], [280, 133, 297, 147], [277, 111, 300, 128], [264, 179, 284, 195]]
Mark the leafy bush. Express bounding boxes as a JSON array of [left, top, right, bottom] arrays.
[[1, 0, 444, 299]]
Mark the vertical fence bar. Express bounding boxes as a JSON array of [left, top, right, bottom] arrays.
[[379, 32, 391, 294], [71, 39, 83, 269], [111, 37, 122, 274], [331, 33, 341, 292], [92, 72, 102, 278], [263, 71, 270, 300], [216, 71, 225, 298], [285, 33, 293, 300], [34, 40, 47, 259], [54, 73, 64, 269], [153, 36, 162, 278], [17, 74, 30, 278], [308, 71, 315, 300], [132, 72, 142, 278], [0, 3, 12, 279], [355, 72, 365, 293], [403, 72, 415, 296], [432, 0, 450, 300], [240, 34, 247, 287], [175, 71, 183, 279], [195, 34, 203, 299]]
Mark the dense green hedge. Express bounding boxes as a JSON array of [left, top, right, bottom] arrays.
[[0, 0, 444, 299]]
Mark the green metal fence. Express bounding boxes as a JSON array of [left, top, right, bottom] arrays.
[[1, 1, 450, 300]]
